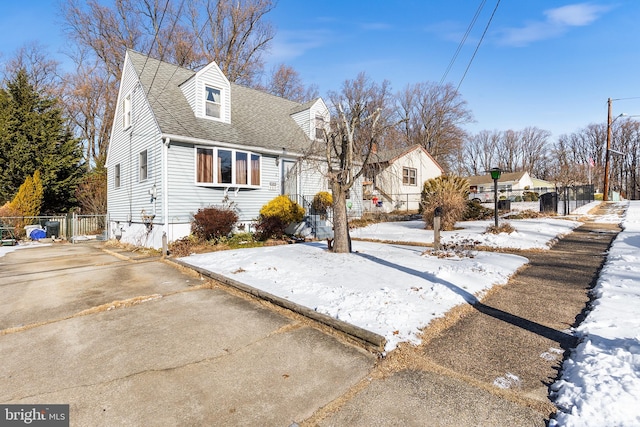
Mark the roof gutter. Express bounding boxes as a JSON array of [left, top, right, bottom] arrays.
[[160, 133, 303, 158]]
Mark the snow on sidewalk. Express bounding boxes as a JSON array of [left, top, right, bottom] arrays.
[[550, 201, 640, 427]]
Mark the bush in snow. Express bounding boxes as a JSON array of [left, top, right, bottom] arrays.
[[420, 175, 469, 231]]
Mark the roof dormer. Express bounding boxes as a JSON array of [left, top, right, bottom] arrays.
[[180, 60, 231, 124], [290, 98, 329, 140]]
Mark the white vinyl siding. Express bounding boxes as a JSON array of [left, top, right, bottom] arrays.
[[179, 76, 196, 112], [107, 53, 164, 227], [290, 99, 329, 139], [194, 62, 231, 123]]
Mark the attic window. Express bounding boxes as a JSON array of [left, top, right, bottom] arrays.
[[315, 116, 325, 139], [205, 86, 221, 119], [123, 93, 132, 129]]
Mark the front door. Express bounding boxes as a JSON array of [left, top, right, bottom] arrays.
[[282, 160, 298, 197]]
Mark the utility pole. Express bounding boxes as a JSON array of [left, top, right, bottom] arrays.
[[603, 98, 612, 202]]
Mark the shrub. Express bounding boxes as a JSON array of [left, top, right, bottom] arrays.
[[255, 196, 305, 241], [192, 206, 239, 241], [259, 195, 304, 224], [254, 216, 288, 241], [421, 175, 469, 230], [311, 191, 333, 215], [523, 191, 539, 202], [11, 170, 44, 218], [0, 171, 44, 238], [463, 200, 494, 221]]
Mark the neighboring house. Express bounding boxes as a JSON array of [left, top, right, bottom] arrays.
[[363, 145, 443, 212], [106, 50, 360, 248], [467, 171, 555, 202]]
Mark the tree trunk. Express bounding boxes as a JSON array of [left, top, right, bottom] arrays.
[[331, 181, 351, 253]]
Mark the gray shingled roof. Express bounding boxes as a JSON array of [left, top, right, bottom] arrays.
[[467, 171, 527, 185], [127, 50, 313, 153], [369, 145, 420, 164]]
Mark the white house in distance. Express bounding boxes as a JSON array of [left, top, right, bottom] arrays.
[[106, 50, 358, 248], [467, 171, 555, 202], [363, 145, 443, 212]]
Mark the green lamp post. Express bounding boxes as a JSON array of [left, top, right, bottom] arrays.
[[490, 168, 502, 227]]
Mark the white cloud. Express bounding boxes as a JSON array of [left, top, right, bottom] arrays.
[[545, 3, 610, 26], [496, 3, 612, 47], [266, 29, 333, 63]]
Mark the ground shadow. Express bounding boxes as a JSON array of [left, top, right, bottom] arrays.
[[353, 250, 577, 348]]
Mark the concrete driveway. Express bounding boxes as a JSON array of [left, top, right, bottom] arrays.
[[0, 243, 375, 426]]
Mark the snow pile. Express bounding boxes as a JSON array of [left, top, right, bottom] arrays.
[[550, 201, 640, 426]]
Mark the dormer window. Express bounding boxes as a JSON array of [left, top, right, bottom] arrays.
[[315, 115, 326, 139], [205, 86, 221, 119]]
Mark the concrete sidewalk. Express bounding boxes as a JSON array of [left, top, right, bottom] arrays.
[[309, 203, 622, 426], [0, 243, 375, 426]]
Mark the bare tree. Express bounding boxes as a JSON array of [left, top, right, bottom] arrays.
[[519, 126, 551, 176], [61, 59, 115, 169], [265, 63, 318, 103], [322, 73, 393, 253], [1, 42, 62, 99], [396, 82, 473, 171], [496, 129, 519, 172], [61, 0, 276, 169], [186, 0, 276, 85]]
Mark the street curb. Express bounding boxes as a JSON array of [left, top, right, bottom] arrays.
[[167, 258, 387, 353]]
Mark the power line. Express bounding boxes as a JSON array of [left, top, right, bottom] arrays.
[[610, 96, 640, 102], [457, 0, 501, 92], [440, 0, 487, 86]]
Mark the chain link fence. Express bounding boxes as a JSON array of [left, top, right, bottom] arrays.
[[0, 213, 107, 242]]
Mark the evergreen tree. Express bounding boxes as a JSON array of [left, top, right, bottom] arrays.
[[0, 69, 84, 213]]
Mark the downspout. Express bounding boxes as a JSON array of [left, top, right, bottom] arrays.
[[162, 137, 170, 244]]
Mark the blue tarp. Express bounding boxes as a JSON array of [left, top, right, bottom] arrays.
[[30, 228, 46, 240]]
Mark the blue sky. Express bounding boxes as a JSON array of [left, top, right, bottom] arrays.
[[1, 1, 639, 139]]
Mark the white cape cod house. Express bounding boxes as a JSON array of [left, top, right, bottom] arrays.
[[106, 50, 350, 248], [363, 145, 443, 212]]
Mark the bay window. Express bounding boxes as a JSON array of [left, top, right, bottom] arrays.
[[196, 147, 261, 187]]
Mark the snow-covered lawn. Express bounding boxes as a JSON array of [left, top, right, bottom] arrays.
[[182, 240, 528, 351], [351, 217, 581, 249], [180, 211, 586, 351]]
